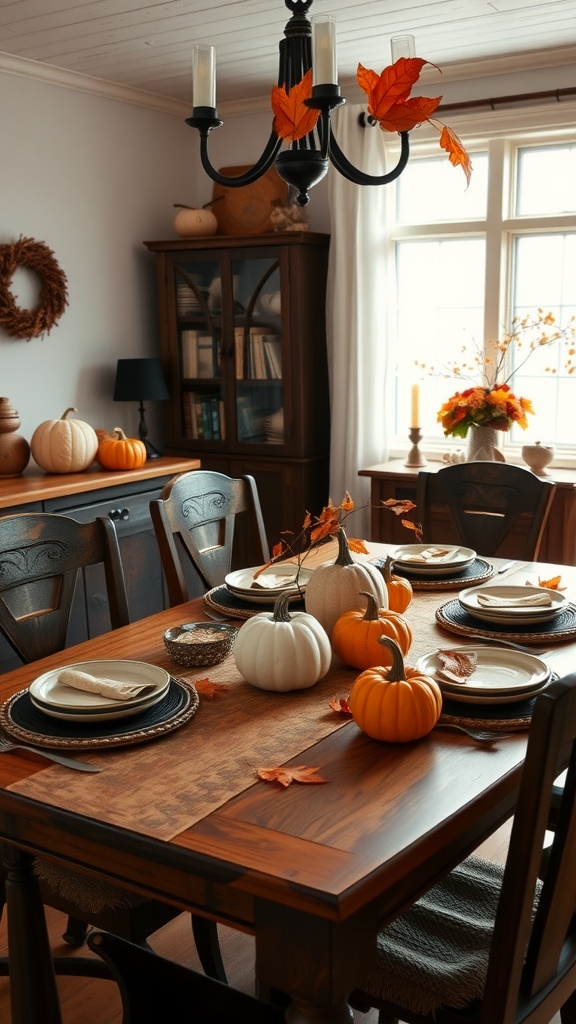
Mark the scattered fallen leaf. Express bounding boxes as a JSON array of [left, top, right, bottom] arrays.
[[257, 764, 328, 788], [329, 696, 351, 714], [537, 575, 566, 591], [437, 649, 477, 684], [194, 678, 229, 699]]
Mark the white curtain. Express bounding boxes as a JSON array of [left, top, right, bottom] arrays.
[[326, 104, 390, 539]]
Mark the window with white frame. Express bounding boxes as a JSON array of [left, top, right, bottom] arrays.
[[386, 116, 576, 463]]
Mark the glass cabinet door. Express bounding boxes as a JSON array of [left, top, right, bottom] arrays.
[[173, 257, 224, 442], [231, 256, 283, 446]]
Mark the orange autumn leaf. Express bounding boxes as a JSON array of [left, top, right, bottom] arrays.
[[347, 536, 370, 555], [329, 696, 352, 714], [439, 125, 473, 186], [357, 58, 431, 120], [271, 69, 320, 143], [382, 498, 417, 516], [537, 575, 566, 591], [257, 764, 328, 788], [194, 678, 229, 699], [401, 518, 423, 541]]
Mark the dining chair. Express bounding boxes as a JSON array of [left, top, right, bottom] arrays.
[[415, 462, 556, 559], [349, 672, 576, 1024], [0, 511, 224, 982], [150, 469, 270, 602], [86, 930, 285, 1024]]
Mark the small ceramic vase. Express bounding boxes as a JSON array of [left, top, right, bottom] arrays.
[[522, 442, 555, 476], [466, 425, 502, 462], [0, 397, 30, 477]]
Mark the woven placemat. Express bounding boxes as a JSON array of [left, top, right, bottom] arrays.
[[385, 557, 495, 591], [436, 599, 576, 644], [205, 584, 306, 619], [0, 678, 199, 751]]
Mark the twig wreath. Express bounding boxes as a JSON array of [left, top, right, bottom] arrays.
[[0, 236, 69, 340]]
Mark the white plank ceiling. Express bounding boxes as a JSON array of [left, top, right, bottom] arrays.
[[0, 0, 574, 109]]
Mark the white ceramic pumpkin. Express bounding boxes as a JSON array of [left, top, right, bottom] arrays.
[[304, 529, 388, 638], [30, 407, 99, 473], [234, 591, 332, 692], [173, 204, 218, 238]]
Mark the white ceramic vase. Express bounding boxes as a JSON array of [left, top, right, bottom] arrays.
[[466, 425, 501, 462]]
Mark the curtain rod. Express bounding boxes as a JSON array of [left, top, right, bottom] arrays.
[[437, 86, 576, 114]]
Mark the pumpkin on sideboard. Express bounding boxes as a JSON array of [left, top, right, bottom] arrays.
[[234, 591, 332, 692], [97, 427, 147, 470], [173, 203, 218, 238], [304, 529, 388, 638], [30, 407, 98, 474], [348, 636, 442, 743]]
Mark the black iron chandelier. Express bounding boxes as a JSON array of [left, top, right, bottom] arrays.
[[185, 0, 418, 207]]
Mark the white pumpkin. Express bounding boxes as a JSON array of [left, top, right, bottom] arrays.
[[173, 204, 218, 237], [305, 529, 388, 638], [234, 591, 332, 692], [30, 407, 99, 474]]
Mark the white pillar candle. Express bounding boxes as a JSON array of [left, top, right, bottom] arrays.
[[391, 34, 416, 62], [312, 15, 337, 86], [410, 384, 420, 428], [192, 44, 216, 108]]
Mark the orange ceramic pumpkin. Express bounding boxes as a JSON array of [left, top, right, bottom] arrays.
[[382, 555, 413, 613], [331, 592, 412, 670], [348, 636, 442, 743], [97, 427, 147, 470]]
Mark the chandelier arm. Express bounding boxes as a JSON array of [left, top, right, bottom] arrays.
[[327, 127, 410, 185], [199, 130, 284, 188]]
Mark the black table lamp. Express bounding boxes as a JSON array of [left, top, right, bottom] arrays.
[[113, 358, 169, 460]]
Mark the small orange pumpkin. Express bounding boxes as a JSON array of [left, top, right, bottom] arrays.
[[348, 636, 442, 743], [382, 555, 413, 613], [97, 427, 147, 470], [332, 591, 412, 670]]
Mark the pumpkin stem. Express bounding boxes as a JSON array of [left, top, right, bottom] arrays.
[[272, 591, 294, 622], [113, 427, 128, 441], [377, 635, 405, 681], [61, 407, 77, 420], [335, 528, 355, 567], [383, 556, 395, 584], [359, 591, 380, 622]]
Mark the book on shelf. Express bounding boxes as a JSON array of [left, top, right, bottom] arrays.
[[234, 326, 244, 380], [182, 392, 224, 441], [262, 335, 282, 379], [249, 327, 267, 380], [197, 334, 216, 378], [181, 329, 199, 378]]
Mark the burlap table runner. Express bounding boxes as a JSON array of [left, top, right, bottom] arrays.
[[4, 588, 511, 841]]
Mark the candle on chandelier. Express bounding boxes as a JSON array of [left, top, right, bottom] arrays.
[[312, 15, 338, 86], [410, 384, 420, 428], [391, 34, 416, 62], [192, 44, 216, 109]]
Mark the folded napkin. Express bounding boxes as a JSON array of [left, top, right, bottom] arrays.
[[400, 547, 455, 563], [58, 669, 156, 702], [476, 593, 552, 608], [251, 573, 298, 590]]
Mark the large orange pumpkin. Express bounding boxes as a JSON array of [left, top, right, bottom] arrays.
[[331, 591, 412, 670], [348, 636, 442, 743], [96, 427, 147, 470]]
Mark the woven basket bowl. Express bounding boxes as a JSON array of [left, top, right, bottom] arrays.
[[163, 622, 237, 667]]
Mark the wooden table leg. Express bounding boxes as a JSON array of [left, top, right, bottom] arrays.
[[2, 846, 62, 1024]]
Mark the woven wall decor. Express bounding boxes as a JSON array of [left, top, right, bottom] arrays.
[[0, 236, 69, 340]]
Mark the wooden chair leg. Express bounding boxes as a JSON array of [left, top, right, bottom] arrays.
[[61, 915, 90, 947], [191, 914, 228, 983]]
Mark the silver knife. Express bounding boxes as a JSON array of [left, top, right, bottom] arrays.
[[497, 561, 518, 574]]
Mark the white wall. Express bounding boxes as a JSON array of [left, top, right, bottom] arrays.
[[0, 54, 572, 465], [0, 72, 195, 453]]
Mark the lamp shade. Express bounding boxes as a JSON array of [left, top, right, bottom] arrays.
[[113, 358, 169, 402]]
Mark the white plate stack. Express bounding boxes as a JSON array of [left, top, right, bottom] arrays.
[[28, 660, 171, 723]]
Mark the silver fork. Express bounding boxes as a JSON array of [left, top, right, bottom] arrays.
[[460, 635, 550, 656], [436, 723, 513, 743], [0, 733, 101, 772]]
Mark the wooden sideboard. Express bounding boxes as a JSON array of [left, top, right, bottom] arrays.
[[359, 459, 576, 565], [0, 457, 200, 672]]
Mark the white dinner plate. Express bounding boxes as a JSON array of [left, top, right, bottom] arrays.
[[416, 646, 550, 702], [29, 660, 171, 713], [390, 544, 476, 576], [458, 585, 567, 626], [225, 564, 312, 604], [29, 689, 169, 723]]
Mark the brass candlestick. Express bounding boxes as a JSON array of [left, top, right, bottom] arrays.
[[404, 427, 428, 468]]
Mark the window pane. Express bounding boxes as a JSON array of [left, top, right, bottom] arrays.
[[396, 153, 487, 222], [516, 144, 576, 216], [393, 239, 486, 438], [509, 233, 576, 445]]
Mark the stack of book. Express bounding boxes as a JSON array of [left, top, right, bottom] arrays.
[[234, 328, 282, 380], [182, 393, 225, 440], [181, 330, 219, 378]]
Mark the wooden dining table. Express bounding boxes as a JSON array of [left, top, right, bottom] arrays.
[[1, 542, 575, 1024]]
